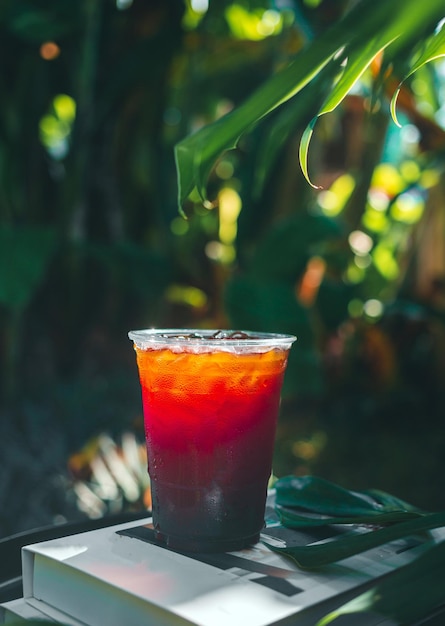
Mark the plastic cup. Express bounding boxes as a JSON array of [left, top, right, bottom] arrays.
[[128, 328, 296, 553]]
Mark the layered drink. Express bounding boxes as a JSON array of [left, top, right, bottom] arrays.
[[129, 329, 295, 552]]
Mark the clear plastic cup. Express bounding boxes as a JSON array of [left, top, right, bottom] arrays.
[[129, 329, 296, 552]]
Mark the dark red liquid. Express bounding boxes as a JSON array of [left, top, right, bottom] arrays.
[[135, 345, 289, 552]]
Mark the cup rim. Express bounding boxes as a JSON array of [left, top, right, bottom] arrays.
[[128, 328, 296, 351]]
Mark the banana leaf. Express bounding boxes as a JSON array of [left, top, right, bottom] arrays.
[[276, 506, 424, 528], [274, 475, 425, 526], [263, 510, 445, 569], [273, 477, 445, 623]]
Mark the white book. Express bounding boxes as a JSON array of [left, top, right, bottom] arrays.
[[0, 597, 53, 624], [0, 596, 83, 624], [20, 507, 444, 626]]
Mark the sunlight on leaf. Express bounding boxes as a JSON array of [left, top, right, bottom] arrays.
[[253, 59, 342, 199], [317, 540, 445, 626], [174, 0, 445, 209], [371, 163, 404, 196], [225, 5, 283, 41], [372, 244, 399, 280], [362, 208, 389, 233], [39, 93, 76, 160], [390, 21, 445, 126], [320, 44, 391, 116], [317, 590, 375, 626], [299, 37, 394, 186], [318, 174, 355, 217], [174, 43, 335, 205], [390, 190, 424, 224], [299, 117, 319, 189], [420, 168, 441, 188]]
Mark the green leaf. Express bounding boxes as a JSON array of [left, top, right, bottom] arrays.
[[275, 475, 424, 520], [176, 0, 395, 205], [252, 59, 342, 199], [276, 475, 381, 516], [277, 505, 422, 528], [390, 21, 445, 126], [317, 539, 445, 625], [174, 41, 335, 206], [299, 117, 319, 189], [174, 0, 445, 209], [263, 510, 445, 569], [365, 488, 424, 514], [300, 36, 392, 186]]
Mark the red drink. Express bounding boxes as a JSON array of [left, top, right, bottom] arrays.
[[129, 329, 295, 552]]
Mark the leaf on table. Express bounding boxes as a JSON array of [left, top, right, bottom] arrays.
[[275, 475, 426, 521], [316, 539, 445, 625], [276, 504, 423, 528], [263, 510, 445, 569]]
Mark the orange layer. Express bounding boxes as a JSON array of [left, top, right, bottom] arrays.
[[135, 347, 289, 394]]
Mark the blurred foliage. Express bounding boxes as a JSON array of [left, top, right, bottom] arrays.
[[175, 0, 445, 204], [0, 0, 445, 523]]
